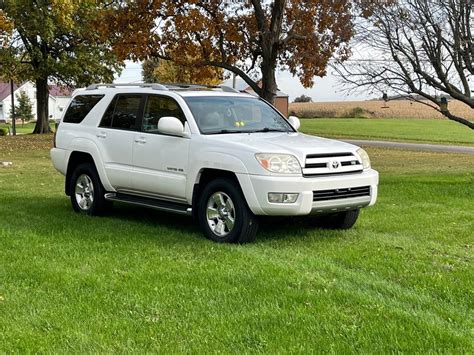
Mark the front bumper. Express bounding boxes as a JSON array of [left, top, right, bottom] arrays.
[[237, 169, 379, 216]]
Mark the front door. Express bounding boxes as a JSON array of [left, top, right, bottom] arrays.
[[132, 94, 190, 201]]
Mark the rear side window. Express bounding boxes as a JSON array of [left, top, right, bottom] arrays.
[[99, 94, 142, 130], [63, 95, 104, 124]]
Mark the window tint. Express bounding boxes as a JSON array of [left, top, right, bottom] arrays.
[[63, 95, 104, 124], [99, 96, 117, 127], [110, 95, 142, 130], [141, 95, 186, 133]]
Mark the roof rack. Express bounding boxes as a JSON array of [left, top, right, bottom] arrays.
[[86, 83, 169, 90], [161, 83, 239, 93], [86, 82, 240, 93]]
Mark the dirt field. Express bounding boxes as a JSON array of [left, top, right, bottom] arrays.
[[289, 99, 474, 120]]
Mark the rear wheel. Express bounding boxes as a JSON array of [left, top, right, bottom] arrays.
[[198, 178, 259, 243], [69, 162, 110, 215], [316, 209, 360, 230]]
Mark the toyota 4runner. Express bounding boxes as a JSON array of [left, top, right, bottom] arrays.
[[51, 83, 379, 243]]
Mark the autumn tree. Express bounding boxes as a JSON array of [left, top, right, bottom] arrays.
[[0, 1, 123, 133], [335, 0, 474, 129], [142, 59, 224, 86], [106, 0, 354, 104]]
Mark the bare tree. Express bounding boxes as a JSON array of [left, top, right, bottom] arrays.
[[335, 0, 473, 129]]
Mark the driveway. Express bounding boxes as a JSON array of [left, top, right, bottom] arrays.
[[343, 139, 474, 154]]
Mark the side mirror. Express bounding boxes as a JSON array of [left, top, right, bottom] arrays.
[[288, 116, 300, 130], [158, 116, 185, 136]]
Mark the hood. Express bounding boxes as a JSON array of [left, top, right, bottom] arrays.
[[207, 132, 359, 162]]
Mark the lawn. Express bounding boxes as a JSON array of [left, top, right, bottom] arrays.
[[0, 135, 473, 352], [300, 118, 474, 146], [0, 122, 55, 135]]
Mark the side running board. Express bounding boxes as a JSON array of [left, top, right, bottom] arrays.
[[105, 193, 192, 215]]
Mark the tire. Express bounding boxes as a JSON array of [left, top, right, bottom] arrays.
[[317, 209, 360, 230], [198, 178, 259, 243], [69, 162, 111, 216]]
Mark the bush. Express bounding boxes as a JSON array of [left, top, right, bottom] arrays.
[[0, 128, 8, 136], [345, 107, 374, 118]]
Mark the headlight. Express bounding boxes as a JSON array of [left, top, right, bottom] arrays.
[[357, 148, 371, 169], [255, 153, 302, 174]]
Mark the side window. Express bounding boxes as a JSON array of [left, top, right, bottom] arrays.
[[99, 96, 117, 127], [63, 95, 104, 124], [142, 95, 186, 133], [98, 95, 142, 130], [111, 95, 142, 130]]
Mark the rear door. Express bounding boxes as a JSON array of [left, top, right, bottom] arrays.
[[95, 94, 145, 190], [131, 94, 190, 201]]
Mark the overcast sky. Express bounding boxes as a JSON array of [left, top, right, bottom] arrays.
[[115, 61, 374, 102]]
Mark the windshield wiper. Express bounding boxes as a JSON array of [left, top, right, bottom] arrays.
[[205, 129, 248, 134], [250, 127, 288, 133]]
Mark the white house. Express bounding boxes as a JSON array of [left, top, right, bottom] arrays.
[[0, 81, 72, 123]]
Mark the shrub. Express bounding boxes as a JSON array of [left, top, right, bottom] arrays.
[[345, 107, 374, 118], [0, 128, 8, 136]]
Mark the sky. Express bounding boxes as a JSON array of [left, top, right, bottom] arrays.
[[115, 61, 374, 103]]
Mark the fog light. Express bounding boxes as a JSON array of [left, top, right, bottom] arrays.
[[268, 193, 299, 203]]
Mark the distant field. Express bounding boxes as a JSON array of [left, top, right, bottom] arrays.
[[290, 100, 474, 120], [300, 118, 474, 146]]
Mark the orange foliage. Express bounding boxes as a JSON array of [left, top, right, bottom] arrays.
[[104, 1, 354, 102]]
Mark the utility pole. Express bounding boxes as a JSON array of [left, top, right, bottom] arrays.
[[10, 79, 16, 136]]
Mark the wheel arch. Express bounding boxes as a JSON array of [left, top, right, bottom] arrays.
[[191, 168, 240, 217], [65, 151, 96, 195]]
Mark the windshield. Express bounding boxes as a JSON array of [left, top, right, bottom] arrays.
[[183, 96, 294, 134]]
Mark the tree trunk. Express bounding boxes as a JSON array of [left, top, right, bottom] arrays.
[[260, 60, 277, 104], [33, 78, 51, 134]]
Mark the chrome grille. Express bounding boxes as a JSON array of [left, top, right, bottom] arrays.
[[303, 152, 362, 176], [313, 186, 371, 201]]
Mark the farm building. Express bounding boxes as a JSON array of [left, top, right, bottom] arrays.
[[222, 77, 289, 117], [0, 81, 72, 123]]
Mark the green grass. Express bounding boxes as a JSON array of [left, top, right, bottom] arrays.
[[0, 122, 55, 135], [0, 135, 473, 352], [300, 118, 474, 146]]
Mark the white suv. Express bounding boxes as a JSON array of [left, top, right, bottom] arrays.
[[51, 83, 378, 243]]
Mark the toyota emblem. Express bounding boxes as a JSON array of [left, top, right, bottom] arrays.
[[331, 160, 340, 169]]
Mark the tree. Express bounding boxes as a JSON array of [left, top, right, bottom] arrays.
[[10, 90, 33, 126], [106, 0, 354, 104], [142, 58, 160, 84], [142, 59, 224, 85], [335, 0, 474, 129], [293, 94, 313, 103], [1, 1, 123, 133]]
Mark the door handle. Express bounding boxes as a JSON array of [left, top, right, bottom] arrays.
[[134, 137, 147, 144], [96, 132, 107, 139]]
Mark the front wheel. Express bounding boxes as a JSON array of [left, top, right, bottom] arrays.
[[316, 209, 360, 230], [198, 178, 259, 243]]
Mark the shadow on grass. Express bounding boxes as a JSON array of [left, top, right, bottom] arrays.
[[4, 195, 348, 246]]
